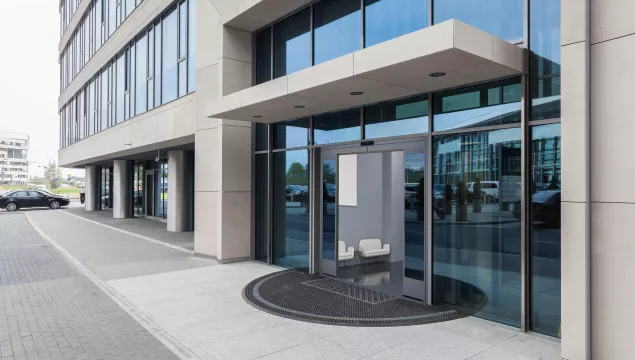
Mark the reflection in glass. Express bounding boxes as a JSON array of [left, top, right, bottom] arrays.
[[273, 150, 310, 269], [274, 8, 311, 78], [433, 0, 523, 42], [255, 154, 269, 262], [433, 79, 521, 132], [272, 118, 310, 149], [432, 128, 522, 327], [530, 123, 561, 337], [187, 0, 196, 93], [255, 123, 268, 151], [135, 35, 148, 116], [256, 27, 272, 85], [365, 96, 428, 139], [116, 54, 125, 124], [405, 153, 425, 280], [322, 158, 336, 262], [313, 0, 361, 65], [530, 0, 561, 120], [162, 8, 178, 104], [364, 0, 427, 47], [313, 108, 360, 145], [154, 165, 164, 218]]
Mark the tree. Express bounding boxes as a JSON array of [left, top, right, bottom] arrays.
[[44, 161, 63, 190], [286, 162, 308, 185]]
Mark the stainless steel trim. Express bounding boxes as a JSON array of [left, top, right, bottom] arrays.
[[520, 74, 529, 332], [528, 118, 561, 126]]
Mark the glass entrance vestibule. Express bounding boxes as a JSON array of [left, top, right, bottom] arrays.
[[253, 76, 562, 336], [321, 140, 427, 300]]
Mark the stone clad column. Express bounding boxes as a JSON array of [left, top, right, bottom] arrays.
[[167, 150, 187, 232], [84, 166, 98, 211], [112, 160, 132, 219]]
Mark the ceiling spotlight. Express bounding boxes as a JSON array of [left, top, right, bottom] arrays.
[[350, 91, 364, 95], [294, 105, 306, 108], [429, 72, 446, 78], [252, 115, 262, 118]]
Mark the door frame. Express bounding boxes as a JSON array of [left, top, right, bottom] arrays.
[[314, 137, 429, 301]]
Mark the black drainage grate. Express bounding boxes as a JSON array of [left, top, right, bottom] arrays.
[[243, 270, 485, 327]]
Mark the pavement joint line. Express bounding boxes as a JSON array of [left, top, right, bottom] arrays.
[[24, 212, 201, 360], [60, 209, 195, 255]]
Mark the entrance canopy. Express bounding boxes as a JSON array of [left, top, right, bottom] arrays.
[[207, 20, 524, 124]]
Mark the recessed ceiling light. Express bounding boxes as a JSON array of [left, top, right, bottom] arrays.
[[429, 72, 446, 78], [252, 115, 262, 118], [350, 91, 364, 95], [294, 105, 305, 108]]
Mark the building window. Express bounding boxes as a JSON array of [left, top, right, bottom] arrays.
[[162, 7, 178, 104], [255, 123, 268, 151], [187, 0, 196, 93], [365, 95, 428, 139], [313, 0, 361, 65], [433, 0, 523, 43], [136, 34, 148, 116], [272, 150, 310, 269], [364, 0, 428, 47], [433, 78, 521, 132], [432, 127, 522, 327], [530, 123, 561, 337], [272, 118, 311, 149], [255, 154, 269, 262], [255, 27, 272, 84], [530, 0, 561, 121], [274, 8, 311, 78], [313, 108, 361, 145]]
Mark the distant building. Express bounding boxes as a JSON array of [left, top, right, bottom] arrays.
[[0, 131, 29, 186]]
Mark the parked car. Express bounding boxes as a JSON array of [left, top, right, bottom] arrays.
[[0, 190, 70, 212], [530, 190, 561, 227], [467, 181, 499, 203], [285, 185, 308, 204]]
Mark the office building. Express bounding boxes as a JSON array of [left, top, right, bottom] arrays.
[[57, 0, 631, 358], [0, 131, 29, 186]]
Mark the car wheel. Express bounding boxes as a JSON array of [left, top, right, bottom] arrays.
[[50, 200, 61, 209], [486, 195, 494, 203], [5, 202, 17, 212]]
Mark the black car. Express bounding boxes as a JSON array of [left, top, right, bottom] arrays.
[[0, 190, 70, 212]]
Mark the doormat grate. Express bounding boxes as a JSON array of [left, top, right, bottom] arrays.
[[243, 270, 487, 327]]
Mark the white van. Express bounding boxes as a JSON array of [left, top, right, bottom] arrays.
[[467, 181, 499, 203]]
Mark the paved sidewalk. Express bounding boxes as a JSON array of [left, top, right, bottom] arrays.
[[63, 207, 194, 251], [23, 210, 561, 360], [0, 214, 179, 360], [26, 210, 213, 281]]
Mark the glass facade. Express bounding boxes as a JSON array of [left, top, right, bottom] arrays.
[[313, 0, 361, 65], [272, 118, 311, 149], [313, 108, 360, 145], [255, 154, 269, 262], [432, 128, 522, 327], [530, 123, 561, 337], [60, 0, 145, 93], [133, 161, 145, 216], [530, 0, 561, 120], [365, 0, 428, 47], [273, 8, 311, 78], [365, 96, 428, 139], [433, 79, 521, 132], [272, 150, 310, 269], [433, 0, 523, 42], [59, 0, 196, 150]]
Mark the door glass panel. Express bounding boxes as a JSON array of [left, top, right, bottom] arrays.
[[154, 168, 164, 218], [404, 153, 425, 280], [146, 173, 154, 216], [255, 154, 269, 262], [322, 158, 337, 262]]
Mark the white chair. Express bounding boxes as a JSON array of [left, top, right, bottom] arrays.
[[358, 239, 390, 258], [338, 241, 355, 261]]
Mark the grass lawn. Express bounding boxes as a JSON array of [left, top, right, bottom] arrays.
[[51, 188, 80, 195]]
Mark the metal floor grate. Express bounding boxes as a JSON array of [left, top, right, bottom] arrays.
[[243, 270, 486, 327]]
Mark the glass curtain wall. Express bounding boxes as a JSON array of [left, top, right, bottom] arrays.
[[432, 128, 522, 327], [133, 161, 145, 216], [59, 0, 196, 150]]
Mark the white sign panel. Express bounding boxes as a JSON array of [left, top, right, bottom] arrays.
[[339, 154, 358, 207]]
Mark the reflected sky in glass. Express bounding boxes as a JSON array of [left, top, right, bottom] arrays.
[[314, 0, 361, 65], [434, 0, 523, 42], [433, 102, 521, 131], [365, 0, 428, 47]]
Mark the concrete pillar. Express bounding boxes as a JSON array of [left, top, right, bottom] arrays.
[[84, 166, 99, 211], [193, 4, 253, 263], [167, 150, 188, 232], [561, 0, 590, 359], [112, 160, 132, 219]]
